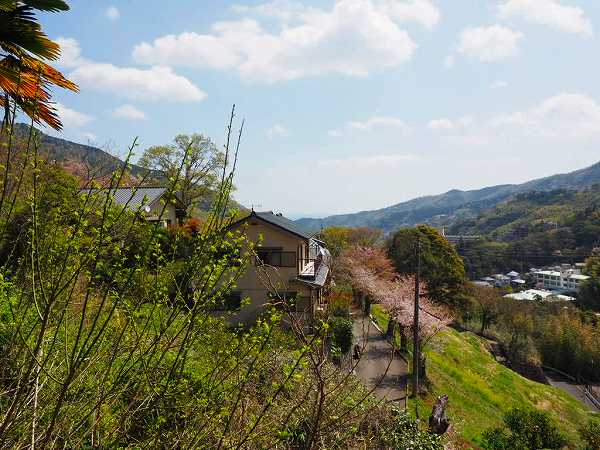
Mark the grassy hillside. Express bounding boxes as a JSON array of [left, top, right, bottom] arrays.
[[370, 306, 594, 448]]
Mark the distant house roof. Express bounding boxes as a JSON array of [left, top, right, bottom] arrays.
[[507, 271, 520, 277], [511, 279, 526, 284], [505, 289, 574, 302], [82, 187, 182, 212], [232, 211, 314, 240]]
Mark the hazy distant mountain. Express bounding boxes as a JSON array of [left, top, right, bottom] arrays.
[[296, 161, 600, 234]]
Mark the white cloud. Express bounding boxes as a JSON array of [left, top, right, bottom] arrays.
[[233, 0, 441, 28], [349, 116, 408, 131], [490, 80, 508, 89], [428, 115, 473, 132], [55, 37, 206, 103], [56, 37, 86, 67], [457, 25, 523, 62], [498, 0, 592, 37], [490, 93, 600, 139], [231, 1, 313, 21], [428, 118, 454, 131], [113, 104, 146, 120], [377, 0, 441, 29], [132, 0, 438, 82], [266, 124, 289, 139], [318, 153, 420, 168], [105, 6, 120, 20], [54, 103, 94, 128], [428, 94, 600, 147]]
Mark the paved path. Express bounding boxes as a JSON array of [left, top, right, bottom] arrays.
[[545, 372, 600, 412], [352, 314, 408, 407]]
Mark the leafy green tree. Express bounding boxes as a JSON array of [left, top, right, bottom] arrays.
[[139, 133, 225, 215], [318, 226, 383, 258], [579, 255, 600, 311], [481, 408, 567, 450], [387, 225, 467, 306], [468, 284, 501, 335]]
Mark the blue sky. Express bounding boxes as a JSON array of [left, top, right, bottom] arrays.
[[40, 0, 600, 217]]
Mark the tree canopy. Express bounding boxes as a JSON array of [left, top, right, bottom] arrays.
[[139, 133, 225, 215], [318, 226, 383, 258], [578, 255, 600, 311], [387, 225, 467, 307]]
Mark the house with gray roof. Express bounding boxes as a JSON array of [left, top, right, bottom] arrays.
[[82, 186, 186, 227], [224, 211, 331, 324]]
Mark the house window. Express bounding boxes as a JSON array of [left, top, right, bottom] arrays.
[[256, 248, 296, 267], [214, 291, 242, 311]]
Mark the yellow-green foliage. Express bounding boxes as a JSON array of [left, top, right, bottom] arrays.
[[370, 305, 593, 448], [418, 328, 593, 447]]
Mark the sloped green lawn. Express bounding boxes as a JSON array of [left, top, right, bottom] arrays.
[[370, 305, 594, 448]]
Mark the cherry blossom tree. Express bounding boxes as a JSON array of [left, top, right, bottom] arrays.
[[339, 246, 453, 359]]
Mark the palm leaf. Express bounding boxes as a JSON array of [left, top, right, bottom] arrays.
[[0, 0, 69, 13], [0, 5, 61, 60]]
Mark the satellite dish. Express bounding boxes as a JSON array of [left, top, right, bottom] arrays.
[[144, 205, 151, 213]]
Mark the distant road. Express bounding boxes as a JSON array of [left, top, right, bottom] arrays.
[[352, 314, 408, 408], [544, 371, 600, 413]]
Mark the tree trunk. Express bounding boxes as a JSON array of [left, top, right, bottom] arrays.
[[428, 395, 450, 435]]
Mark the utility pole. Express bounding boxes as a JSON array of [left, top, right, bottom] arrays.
[[412, 236, 421, 416]]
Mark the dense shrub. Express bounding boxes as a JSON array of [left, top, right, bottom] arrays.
[[385, 409, 444, 450], [579, 418, 600, 450], [481, 408, 567, 450], [329, 317, 354, 355]]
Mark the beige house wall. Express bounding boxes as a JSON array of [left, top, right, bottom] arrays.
[[228, 217, 316, 324], [145, 201, 178, 227]]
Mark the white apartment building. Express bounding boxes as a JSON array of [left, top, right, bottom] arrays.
[[530, 268, 590, 293]]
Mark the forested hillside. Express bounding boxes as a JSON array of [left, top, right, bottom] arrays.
[[12, 123, 148, 176], [296, 162, 600, 234], [450, 188, 600, 278]]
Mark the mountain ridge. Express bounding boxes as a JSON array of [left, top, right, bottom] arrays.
[[296, 161, 600, 233], [12, 123, 148, 176]]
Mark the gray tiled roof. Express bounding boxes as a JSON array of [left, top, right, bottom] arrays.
[[255, 211, 314, 240], [84, 187, 168, 211]]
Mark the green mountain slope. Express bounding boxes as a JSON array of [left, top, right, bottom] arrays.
[[10, 124, 246, 212], [450, 188, 600, 245], [296, 162, 600, 234], [12, 123, 148, 176]]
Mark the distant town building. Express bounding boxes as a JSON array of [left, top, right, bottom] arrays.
[[505, 289, 575, 302], [530, 265, 590, 293]]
